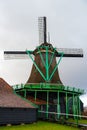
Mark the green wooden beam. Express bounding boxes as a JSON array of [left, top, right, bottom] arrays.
[[73, 94, 76, 119], [57, 91, 60, 119], [66, 92, 68, 119], [24, 89, 26, 98], [26, 50, 46, 81], [46, 91, 49, 119], [48, 48, 56, 69], [49, 52, 64, 80], [38, 47, 46, 67], [46, 46, 49, 81], [78, 95, 81, 119], [35, 91, 37, 101]]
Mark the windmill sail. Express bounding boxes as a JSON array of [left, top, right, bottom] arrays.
[[0, 16, 83, 60], [4, 51, 33, 60], [38, 17, 47, 44], [3, 48, 83, 60], [56, 48, 83, 57]]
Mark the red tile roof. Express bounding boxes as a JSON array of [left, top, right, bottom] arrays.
[[0, 78, 35, 108]]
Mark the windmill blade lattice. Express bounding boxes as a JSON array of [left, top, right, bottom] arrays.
[[4, 51, 33, 60], [56, 48, 83, 57], [38, 17, 47, 44]]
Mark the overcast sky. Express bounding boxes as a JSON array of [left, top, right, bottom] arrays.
[[0, 0, 87, 106]]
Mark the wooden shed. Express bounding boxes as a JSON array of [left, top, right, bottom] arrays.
[[0, 78, 37, 125]]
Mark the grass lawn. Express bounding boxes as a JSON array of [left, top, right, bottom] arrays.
[[68, 118, 87, 124], [0, 121, 80, 130]]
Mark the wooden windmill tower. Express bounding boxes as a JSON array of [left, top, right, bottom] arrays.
[[3, 17, 84, 121]]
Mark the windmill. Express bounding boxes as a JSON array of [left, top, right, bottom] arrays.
[[2, 17, 84, 121]]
